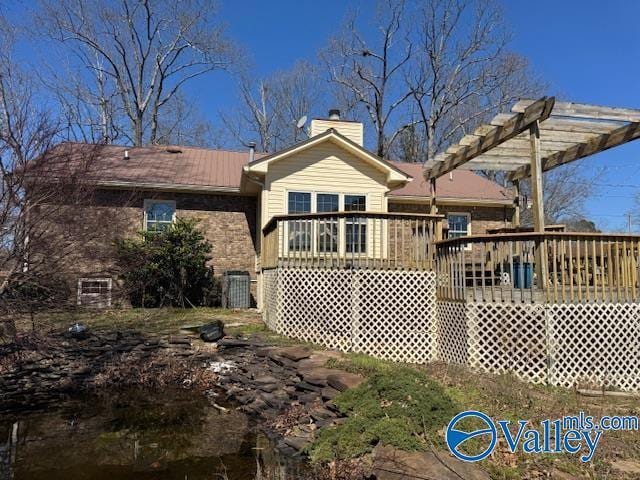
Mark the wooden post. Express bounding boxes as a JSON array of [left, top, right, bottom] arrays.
[[430, 178, 438, 214], [513, 179, 521, 228], [529, 120, 548, 289]]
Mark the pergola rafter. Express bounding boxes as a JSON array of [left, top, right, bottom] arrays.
[[424, 98, 640, 182], [425, 97, 556, 179]]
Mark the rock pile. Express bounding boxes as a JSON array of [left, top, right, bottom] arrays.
[[0, 329, 217, 412], [0, 328, 367, 459], [211, 343, 364, 455]]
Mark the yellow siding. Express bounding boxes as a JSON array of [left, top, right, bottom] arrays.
[[310, 120, 364, 145], [263, 142, 389, 226]]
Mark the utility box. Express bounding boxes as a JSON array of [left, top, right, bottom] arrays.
[[222, 271, 251, 309]]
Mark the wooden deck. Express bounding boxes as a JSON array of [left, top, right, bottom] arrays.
[[437, 232, 640, 304]]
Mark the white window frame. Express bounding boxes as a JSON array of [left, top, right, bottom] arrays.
[[315, 193, 340, 254], [447, 212, 472, 250], [283, 190, 371, 256], [77, 277, 112, 307], [343, 194, 368, 255], [143, 199, 176, 232]]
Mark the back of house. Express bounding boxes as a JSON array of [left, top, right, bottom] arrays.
[[29, 111, 515, 309]]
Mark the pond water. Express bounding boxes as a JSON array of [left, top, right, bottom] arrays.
[[0, 389, 308, 480]]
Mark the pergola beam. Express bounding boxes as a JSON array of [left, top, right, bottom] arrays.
[[513, 99, 640, 123], [424, 97, 555, 180], [509, 121, 640, 181]]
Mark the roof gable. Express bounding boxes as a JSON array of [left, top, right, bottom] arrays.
[[244, 129, 412, 187]]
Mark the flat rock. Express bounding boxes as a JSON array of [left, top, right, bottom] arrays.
[[283, 435, 312, 451], [321, 386, 340, 400], [297, 356, 331, 370], [310, 406, 336, 421], [372, 445, 490, 480], [218, 339, 266, 348], [327, 372, 365, 392], [299, 368, 344, 387], [167, 335, 191, 345], [257, 383, 278, 393], [278, 346, 311, 362], [253, 375, 279, 384]]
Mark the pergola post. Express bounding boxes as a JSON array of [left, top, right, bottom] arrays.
[[430, 178, 438, 214], [529, 120, 547, 289], [513, 179, 521, 228]]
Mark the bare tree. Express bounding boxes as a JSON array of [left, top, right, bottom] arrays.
[[153, 92, 219, 147], [323, 0, 543, 161], [223, 61, 327, 152], [0, 18, 134, 333], [37, 0, 235, 146], [519, 164, 597, 227], [322, 0, 413, 158]]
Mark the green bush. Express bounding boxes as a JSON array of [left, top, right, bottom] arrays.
[[115, 218, 220, 308], [308, 366, 457, 462]]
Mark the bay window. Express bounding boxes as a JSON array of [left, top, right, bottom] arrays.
[[285, 192, 368, 255]]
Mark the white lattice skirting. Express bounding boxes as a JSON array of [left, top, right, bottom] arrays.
[[262, 267, 437, 363], [438, 301, 640, 392], [263, 268, 640, 391]]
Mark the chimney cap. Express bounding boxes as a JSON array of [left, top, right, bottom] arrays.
[[328, 109, 341, 120], [247, 141, 256, 148]]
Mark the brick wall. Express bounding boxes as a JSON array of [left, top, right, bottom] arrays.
[[388, 201, 514, 235], [37, 188, 259, 307]]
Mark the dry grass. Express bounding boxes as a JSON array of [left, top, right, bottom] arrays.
[[422, 362, 640, 479], [10, 307, 263, 336]]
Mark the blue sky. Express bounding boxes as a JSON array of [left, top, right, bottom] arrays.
[[6, 0, 640, 231], [214, 0, 640, 232], [189, 0, 640, 231]]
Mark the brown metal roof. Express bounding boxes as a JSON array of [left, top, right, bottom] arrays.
[[36, 142, 511, 201], [39, 142, 266, 190], [388, 161, 513, 202]]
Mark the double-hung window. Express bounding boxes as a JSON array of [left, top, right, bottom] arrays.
[[316, 193, 339, 252], [287, 192, 311, 251], [345, 195, 367, 253], [144, 200, 176, 232], [447, 213, 471, 239]]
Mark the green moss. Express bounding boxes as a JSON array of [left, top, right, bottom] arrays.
[[307, 366, 457, 463], [325, 353, 394, 376], [485, 464, 521, 480]]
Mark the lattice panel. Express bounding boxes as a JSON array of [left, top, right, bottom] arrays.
[[466, 302, 548, 384], [351, 270, 437, 363], [276, 268, 355, 350], [437, 301, 469, 365], [262, 270, 279, 331], [263, 268, 640, 392], [548, 303, 640, 392]]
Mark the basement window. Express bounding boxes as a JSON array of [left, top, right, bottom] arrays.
[[77, 278, 112, 308]]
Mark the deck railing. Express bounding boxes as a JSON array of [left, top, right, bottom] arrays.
[[436, 232, 640, 303], [262, 211, 444, 271]]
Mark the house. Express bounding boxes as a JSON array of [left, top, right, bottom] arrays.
[[27, 98, 640, 393], [32, 111, 514, 309]]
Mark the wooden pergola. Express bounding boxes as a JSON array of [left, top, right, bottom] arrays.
[[424, 96, 640, 233]]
